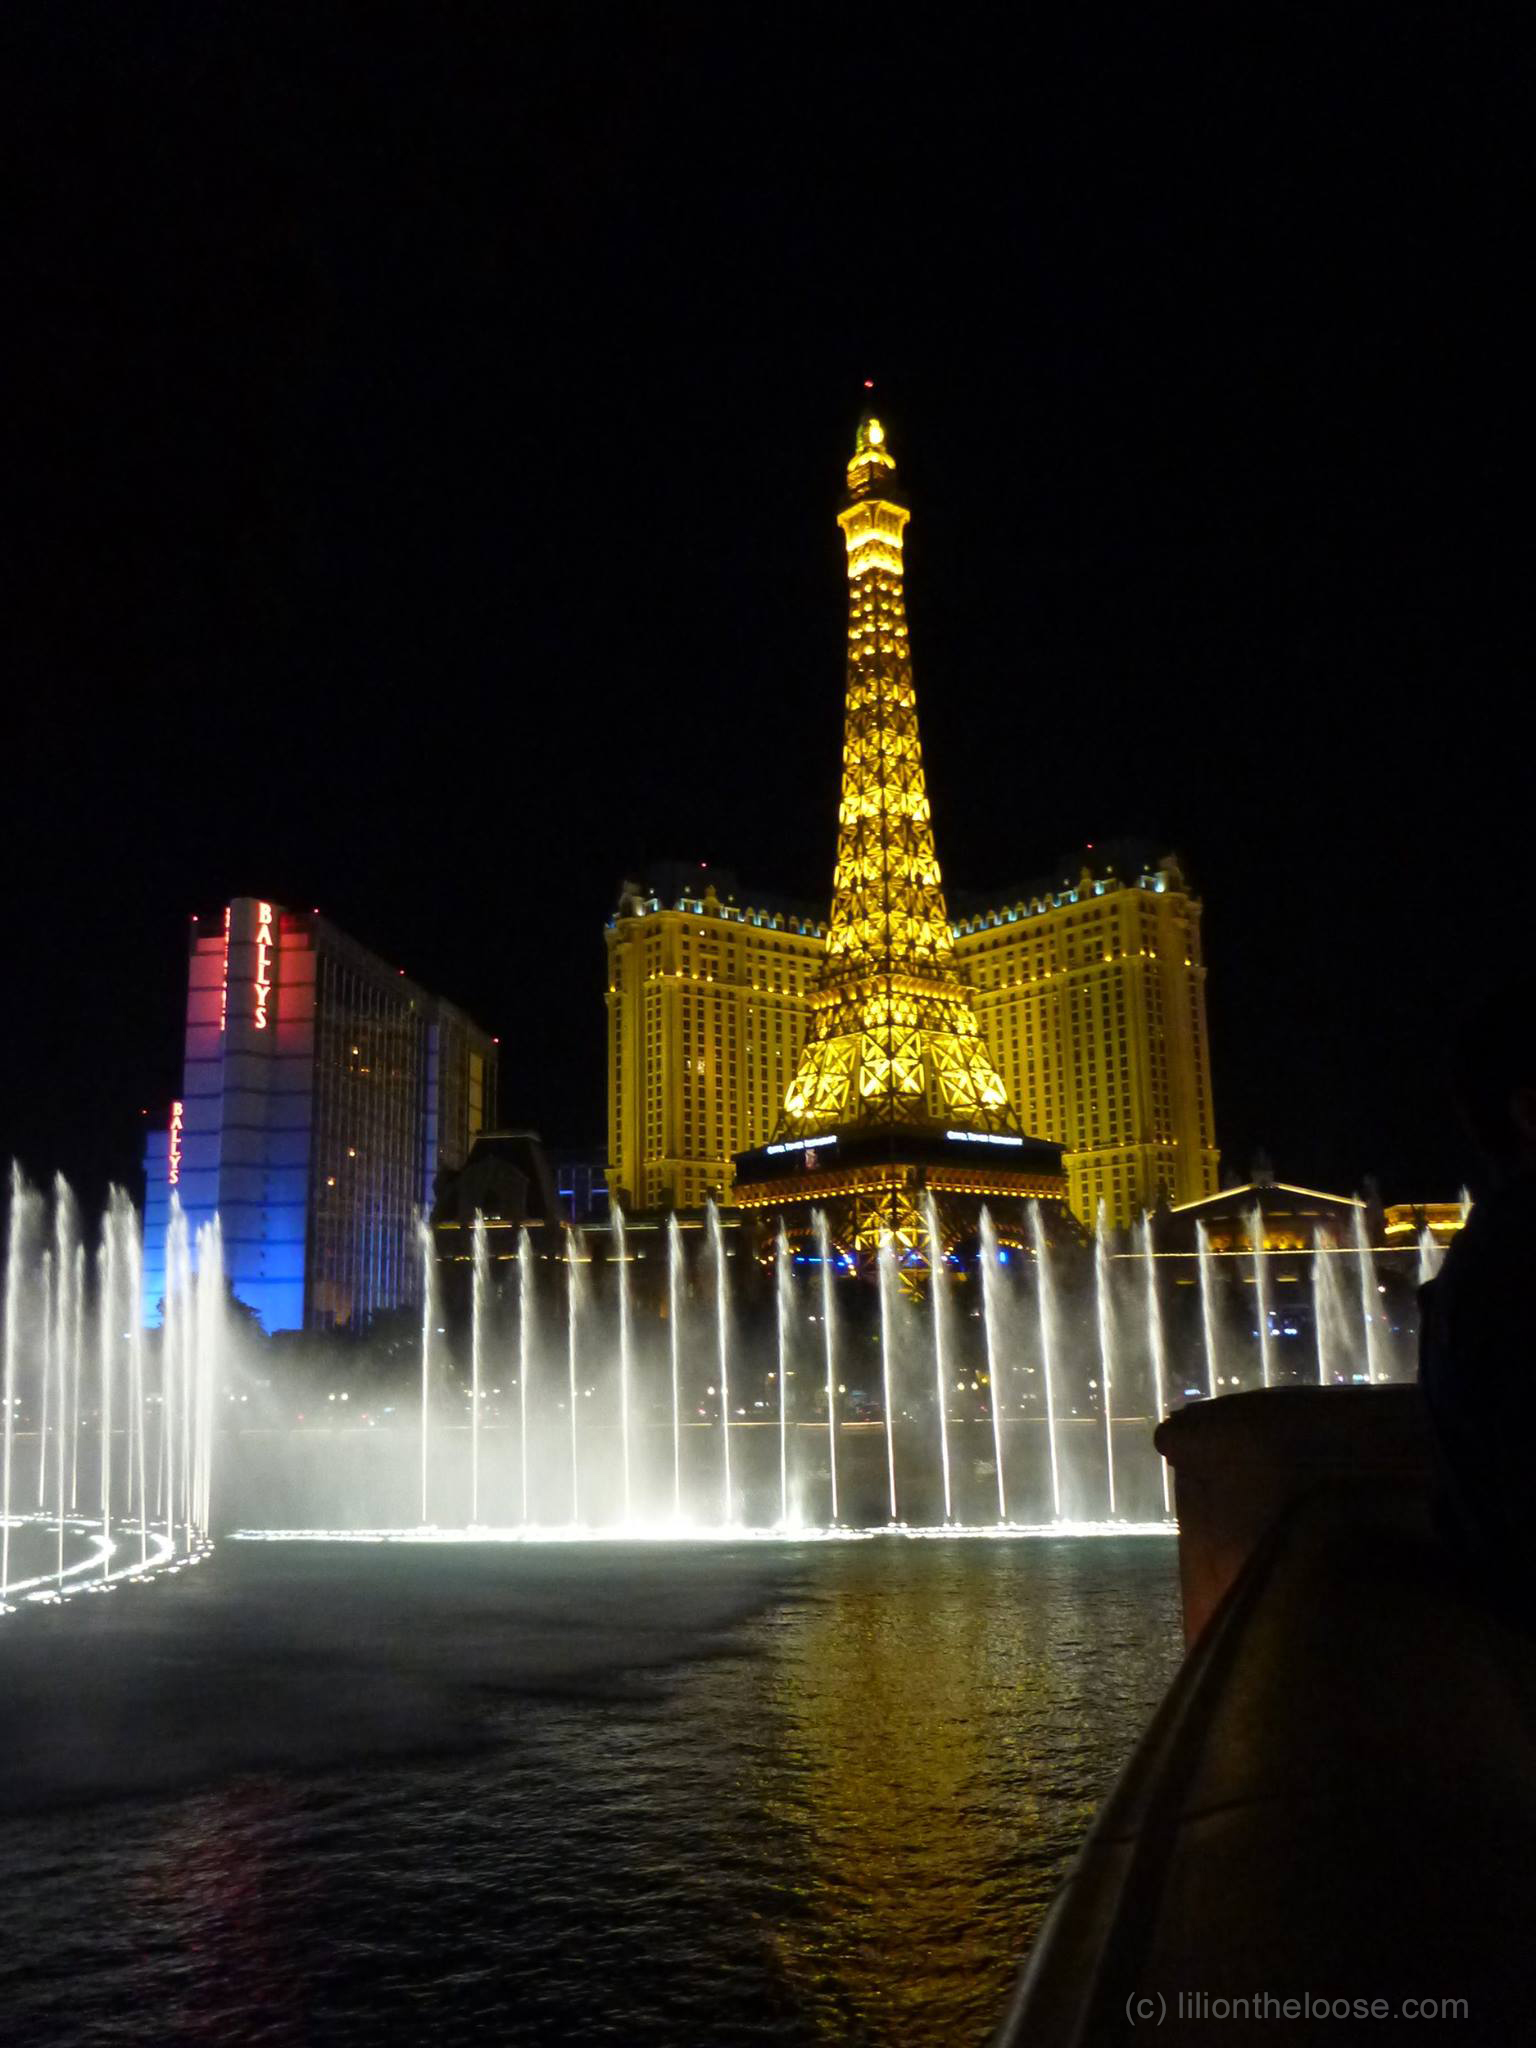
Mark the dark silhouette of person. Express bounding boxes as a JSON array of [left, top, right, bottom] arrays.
[[1419, 976, 1536, 1599]]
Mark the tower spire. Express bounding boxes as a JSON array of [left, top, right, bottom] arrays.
[[779, 417, 1019, 1156]]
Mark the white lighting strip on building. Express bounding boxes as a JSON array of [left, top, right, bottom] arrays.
[[945, 1130, 1026, 1147], [765, 1135, 839, 1156]]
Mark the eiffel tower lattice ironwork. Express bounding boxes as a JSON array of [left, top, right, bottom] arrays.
[[778, 414, 1021, 1150]]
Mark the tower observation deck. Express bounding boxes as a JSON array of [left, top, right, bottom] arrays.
[[733, 415, 1065, 1269]]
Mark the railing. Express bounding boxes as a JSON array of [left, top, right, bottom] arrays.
[[995, 1384, 1536, 2041]]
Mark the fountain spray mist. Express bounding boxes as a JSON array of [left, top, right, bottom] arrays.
[[1418, 1227, 1443, 1285], [1094, 1200, 1117, 1518], [70, 1240, 84, 1513], [418, 1217, 435, 1524], [1351, 1208, 1387, 1384], [470, 1212, 487, 1523], [518, 1228, 534, 1525], [1139, 1215, 1172, 1515], [979, 1208, 1009, 1522], [37, 1249, 52, 1509], [667, 1215, 684, 1519], [923, 1192, 953, 1523], [129, 1209, 147, 1566], [1028, 1200, 1064, 1522], [1250, 1206, 1274, 1388], [97, 1216, 114, 1579], [816, 1211, 839, 1524], [876, 1237, 900, 1522], [613, 1207, 632, 1520], [775, 1227, 792, 1526], [566, 1225, 583, 1524], [708, 1200, 732, 1523], [1314, 1227, 1342, 1385], [1195, 1221, 1220, 1398]]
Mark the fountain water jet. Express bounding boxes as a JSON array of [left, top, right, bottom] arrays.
[[924, 1192, 953, 1524], [518, 1227, 534, 1524], [565, 1224, 584, 1524], [1138, 1215, 1172, 1515], [37, 1248, 52, 1508], [1351, 1208, 1387, 1384], [470, 1212, 488, 1522], [816, 1210, 839, 1524], [1094, 1200, 1117, 1518], [979, 1209, 1009, 1521], [708, 1199, 732, 1523], [1028, 1201, 1064, 1522], [1313, 1228, 1345, 1385], [1250, 1205, 1275, 1388], [70, 1241, 84, 1513], [418, 1217, 435, 1523], [613, 1207, 632, 1519], [876, 1237, 900, 1522], [1195, 1221, 1220, 1397], [775, 1226, 792, 1526], [667, 1215, 684, 1519], [1418, 1228, 1443, 1285]]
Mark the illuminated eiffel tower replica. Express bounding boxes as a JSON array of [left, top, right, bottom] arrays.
[[733, 413, 1066, 1275]]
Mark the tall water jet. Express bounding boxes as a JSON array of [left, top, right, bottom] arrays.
[[1313, 1227, 1343, 1384], [1028, 1200, 1064, 1522], [612, 1206, 632, 1520], [876, 1236, 900, 1522], [1138, 1214, 1172, 1514], [1351, 1207, 1387, 1384], [37, 1249, 52, 1508], [1418, 1227, 1444, 1285], [193, 1217, 223, 1538], [418, 1216, 435, 1523], [517, 1227, 534, 1524], [2, 1167, 29, 1597], [667, 1214, 684, 1520], [1250, 1205, 1274, 1388], [707, 1199, 732, 1523], [775, 1226, 792, 1526], [565, 1224, 583, 1524], [97, 1208, 115, 1580], [165, 1199, 190, 1546], [53, 1232, 68, 1583], [1094, 1199, 1117, 1518], [978, 1209, 1009, 1521], [1195, 1221, 1220, 1398], [70, 1240, 84, 1513], [816, 1210, 839, 1524], [54, 1180, 77, 1510], [128, 1204, 147, 1566], [923, 1192, 953, 1523], [470, 1211, 488, 1523]]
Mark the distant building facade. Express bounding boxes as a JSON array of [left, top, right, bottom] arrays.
[[605, 845, 1217, 1230], [605, 864, 826, 1214], [144, 896, 495, 1331], [953, 846, 1219, 1227]]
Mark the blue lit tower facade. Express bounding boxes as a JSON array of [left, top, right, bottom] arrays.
[[143, 897, 495, 1331]]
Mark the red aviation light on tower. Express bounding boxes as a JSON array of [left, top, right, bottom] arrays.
[[254, 901, 275, 1029], [168, 1101, 184, 1186]]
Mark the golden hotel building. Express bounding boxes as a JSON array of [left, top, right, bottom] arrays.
[[606, 847, 1218, 1229]]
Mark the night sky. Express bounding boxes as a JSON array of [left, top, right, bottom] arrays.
[[9, 9, 1523, 1211]]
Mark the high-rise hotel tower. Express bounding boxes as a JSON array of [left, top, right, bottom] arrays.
[[144, 898, 495, 1331]]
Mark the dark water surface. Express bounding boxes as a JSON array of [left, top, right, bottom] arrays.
[[0, 1537, 1180, 2045]]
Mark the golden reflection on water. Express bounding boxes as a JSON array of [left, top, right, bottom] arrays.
[[757, 1538, 1180, 2044]]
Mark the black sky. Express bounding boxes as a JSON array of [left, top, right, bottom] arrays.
[[7, 8, 1526, 1210]]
